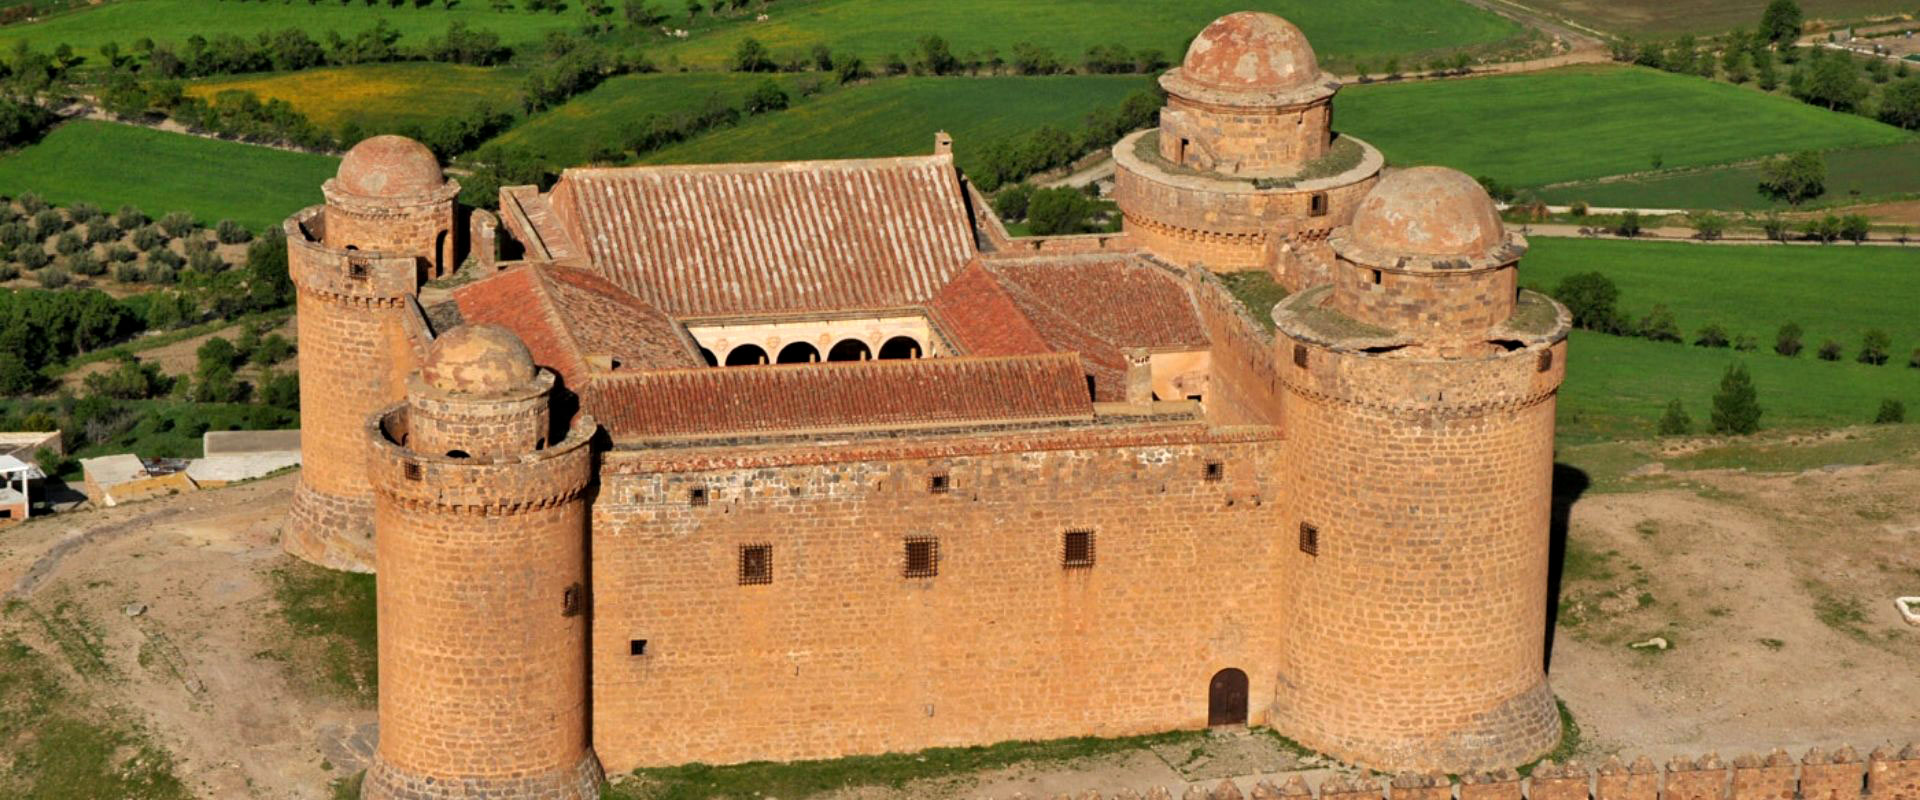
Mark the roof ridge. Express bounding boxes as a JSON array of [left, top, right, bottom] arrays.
[[525, 265, 594, 379], [561, 153, 952, 180], [982, 262, 1123, 349], [600, 351, 1081, 382]]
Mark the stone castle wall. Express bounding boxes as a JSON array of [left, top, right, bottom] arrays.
[[322, 181, 459, 281], [1188, 270, 1284, 427], [1008, 745, 1920, 800], [1329, 261, 1519, 342], [587, 425, 1286, 771], [1159, 95, 1332, 176]]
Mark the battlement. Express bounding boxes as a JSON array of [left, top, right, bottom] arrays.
[[284, 207, 420, 306], [1000, 743, 1920, 800], [366, 403, 596, 513]]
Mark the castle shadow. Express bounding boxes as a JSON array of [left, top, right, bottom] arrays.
[[1544, 461, 1590, 674]]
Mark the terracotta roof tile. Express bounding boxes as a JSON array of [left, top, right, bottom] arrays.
[[450, 266, 587, 386], [452, 263, 701, 389], [988, 257, 1209, 352], [548, 155, 977, 317], [583, 353, 1093, 439], [926, 260, 1051, 356]]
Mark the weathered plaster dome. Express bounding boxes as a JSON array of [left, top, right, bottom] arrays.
[[336, 135, 445, 199], [1347, 167, 1507, 260], [1179, 12, 1322, 93], [420, 324, 536, 395]]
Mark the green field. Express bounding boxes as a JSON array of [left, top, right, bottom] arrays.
[[490, 72, 819, 165], [0, 0, 596, 54], [1521, 238, 1920, 441], [0, 121, 335, 230], [1517, 0, 1915, 36], [645, 0, 1525, 73], [1538, 141, 1920, 210], [637, 75, 1153, 177], [1339, 66, 1914, 189], [187, 63, 527, 132]]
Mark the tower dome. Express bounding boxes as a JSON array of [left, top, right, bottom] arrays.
[[419, 324, 536, 395], [1344, 167, 1509, 262], [335, 135, 446, 199], [1177, 12, 1323, 94]]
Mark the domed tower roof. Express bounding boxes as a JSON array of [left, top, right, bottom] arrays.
[[1161, 12, 1335, 105], [419, 324, 536, 396], [1333, 167, 1525, 269], [333, 135, 446, 199]]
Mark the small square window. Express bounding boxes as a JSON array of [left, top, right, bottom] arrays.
[[402, 461, 422, 481], [1371, 269, 1383, 285], [1203, 461, 1225, 482], [1310, 192, 1329, 217], [928, 474, 950, 494], [1292, 344, 1309, 368], [629, 639, 648, 656], [1063, 530, 1095, 569], [1537, 350, 1554, 373], [738, 544, 773, 585], [1299, 523, 1320, 557], [688, 486, 708, 506], [561, 583, 584, 617], [347, 259, 370, 279], [904, 537, 938, 578]]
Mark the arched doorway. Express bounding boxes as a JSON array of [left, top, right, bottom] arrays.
[[700, 348, 718, 367], [725, 344, 768, 366], [777, 342, 820, 364], [1208, 668, 1248, 727], [827, 339, 872, 362], [878, 336, 922, 360]]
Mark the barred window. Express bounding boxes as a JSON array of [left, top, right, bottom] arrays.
[[1063, 530, 1095, 569], [1293, 344, 1308, 368], [1204, 461, 1225, 482], [402, 461, 422, 481], [904, 537, 938, 578], [689, 486, 708, 506], [738, 544, 773, 585], [928, 473, 950, 494], [1299, 523, 1320, 557], [1538, 350, 1554, 373]]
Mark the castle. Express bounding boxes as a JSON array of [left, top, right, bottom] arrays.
[[280, 12, 1573, 799]]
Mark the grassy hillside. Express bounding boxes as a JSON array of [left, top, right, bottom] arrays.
[[644, 0, 1525, 73], [0, 0, 594, 53], [1339, 66, 1913, 189], [1537, 141, 1920, 211], [0, 121, 335, 230], [637, 75, 1152, 176], [490, 72, 817, 165], [1517, 0, 1915, 37], [186, 63, 527, 132]]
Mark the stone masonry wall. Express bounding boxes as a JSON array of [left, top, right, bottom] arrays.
[[589, 427, 1286, 771], [1007, 744, 1920, 800], [1269, 333, 1569, 772], [1188, 270, 1283, 427], [322, 190, 457, 281], [1159, 95, 1332, 177], [1330, 259, 1518, 342]]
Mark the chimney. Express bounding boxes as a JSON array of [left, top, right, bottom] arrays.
[[933, 131, 954, 156], [1124, 348, 1154, 406]]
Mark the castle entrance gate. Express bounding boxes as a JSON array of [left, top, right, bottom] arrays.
[[1208, 668, 1248, 727]]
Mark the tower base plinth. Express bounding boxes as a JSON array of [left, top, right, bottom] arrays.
[[284, 480, 376, 573], [361, 752, 603, 800]]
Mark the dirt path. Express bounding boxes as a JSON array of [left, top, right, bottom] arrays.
[[1519, 221, 1920, 246]]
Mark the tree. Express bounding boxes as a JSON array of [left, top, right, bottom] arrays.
[[1637, 305, 1682, 343], [1694, 323, 1731, 348], [742, 79, 788, 114], [1774, 322, 1804, 356], [1757, 151, 1825, 206], [1025, 187, 1094, 236], [731, 37, 773, 72], [1859, 329, 1891, 365], [1817, 339, 1843, 360], [1801, 213, 1842, 244], [1614, 210, 1642, 238], [1685, 209, 1727, 240], [1874, 399, 1905, 424], [1552, 272, 1622, 333], [916, 35, 958, 75], [1796, 52, 1868, 110], [1760, 0, 1803, 44], [1882, 77, 1920, 130], [1657, 399, 1692, 436], [197, 336, 240, 373], [1710, 363, 1762, 435], [810, 43, 833, 72], [683, 0, 700, 20], [1839, 214, 1871, 244], [993, 184, 1034, 222]]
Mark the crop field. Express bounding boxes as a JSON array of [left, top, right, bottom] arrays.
[[638, 0, 1524, 73], [1515, 0, 1916, 37], [186, 63, 527, 132], [639, 75, 1153, 177], [0, 121, 335, 230], [0, 0, 596, 54], [1537, 141, 1920, 211], [1338, 66, 1914, 189], [489, 72, 817, 165]]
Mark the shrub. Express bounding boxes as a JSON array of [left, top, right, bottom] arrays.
[[1733, 334, 1757, 352], [182, 235, 214, 257], [115, 204, 148, 232], [1552, 271, 1622, 333], [1775, 322, 1803, 357], [1858, 329, 1891, 365], [1817, 339, 1843, 361], [113, 262, 143, 283], [1657, 399, 1692, 436], [1694, 323, 1730, 348], [36, 267, 69, 289], [0, 263, 17, 281], [1025, 187, 1095, 236], [68, 251, 104, 276], [1685, 209, 1727, 240], [731, 37, 774, 72], [1614, 210, 1642, 238], [131, 226, 166, 250], [188, 251, 226, 274], [0, 222, 25, 249], [1839, 214, 1871, 244], [993, 184, 1034, 222], [148, 248, 184, 269], [1801, 213, 1842, 243], [67, 202, 102, 225], [158, 211, 197, 238], [106, 244, 136, 263], [1710, 362, 1762, 435], [1637, 304, 1682, 343], [54, 231, 83, 256], [1569, 201, 1589, 217], [17, 191, 45, 213], [743, 79, 789, 114], [84, 222, 119, 246], [253, 333, 295, 365], [1911, 348, 1920, 369], [14, 243, 49, 270], [31, 209, 66, 241], [146, 264, 177, 285], [1875, 399, 1906, 424], [215, 219, 252, 244]]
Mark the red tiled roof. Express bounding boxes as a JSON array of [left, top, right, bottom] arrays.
[[926, 260, 1051, 357], [452, 263, 701, 388], [987, 257, 1209, 352], [547, 155, 977, 317], [582, 353, 1094, 439]]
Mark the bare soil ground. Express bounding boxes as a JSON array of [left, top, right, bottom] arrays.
[[1, 428, 1915, 799], [58, 314, 298, 391]]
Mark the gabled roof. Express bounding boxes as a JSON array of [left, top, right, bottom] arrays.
[[583, 353, 1094, 439], [452, 262, 701, 388], [987, 257, 1209, 352], [925, 260, 1052, 357], [545, 155, 978, 317]]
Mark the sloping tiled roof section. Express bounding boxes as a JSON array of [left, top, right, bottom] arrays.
[[583, 353, 1094, 439], [988, 257, 1210, 352], [452, 263, 700, 388], [925, 259, 1051, 357], [549, 155, 977, 317]]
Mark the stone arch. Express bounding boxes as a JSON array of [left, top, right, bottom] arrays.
[[434, 229, 450, 278], [827, 339, 871, 362], [1208, 668, 1248, 727], [725, 344, 768, 366], [777, 342, 820, 364], [878, 336, 922, 360], [699, 347, 718, 367]]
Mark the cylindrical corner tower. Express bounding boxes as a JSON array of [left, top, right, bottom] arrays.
[[284, 135, 460, 573], [1113, 12, 1381, 288], [1269, 167, 1571, 771], [362, 324, 602, 800]]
